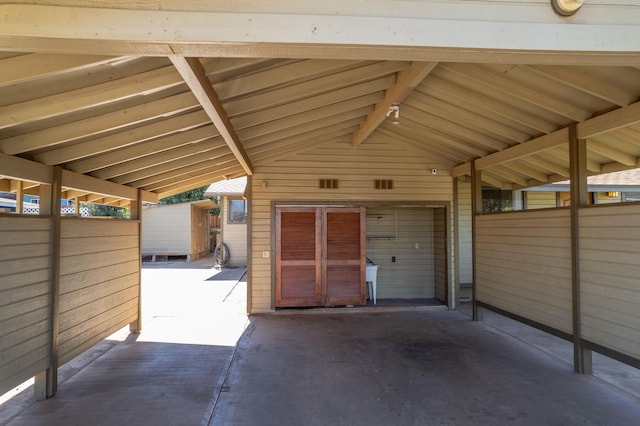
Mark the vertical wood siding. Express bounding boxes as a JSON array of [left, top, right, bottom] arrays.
[[58, 218, 140, 364], [0, 216, 52, 396], [222, 197, 248, 267], [190, 205, 211, 260], [475, 209, 573, 333], [250, 139, 453, 312], [579, 204, 640, 360], [433, 207, 447, 302], [366, 208, 435, 299]]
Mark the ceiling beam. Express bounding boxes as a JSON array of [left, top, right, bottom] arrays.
[[3, 4, 640, 65], [34, 109, 211, 166], [577, 101, 640, 139], [0, 53, 124, 87], [587, 140, 637, 166], [352, 61, 438, 146], [170, 56, 254, 175]]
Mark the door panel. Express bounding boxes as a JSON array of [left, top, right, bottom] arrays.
[[324, 208, 365, 306], [276, 208, 321, 307]]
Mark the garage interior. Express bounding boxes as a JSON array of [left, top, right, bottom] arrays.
[[1, 0, 640, 414]]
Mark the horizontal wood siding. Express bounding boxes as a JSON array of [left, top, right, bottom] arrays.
[[222, 197, 247, 267], [141, 203, 190, 255], [58, 218, 139, 364], [250, 139, 453, 312], [579, 204, 640, 360], [0, 216, 52, 396], [366, 208, 434, 299], [525, 191, 557, 209], [433, 207, 447, 302], [475, 209, 572, 333]]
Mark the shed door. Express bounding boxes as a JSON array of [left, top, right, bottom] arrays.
[[276, 207, 365, 307], [324, 208, 366, 306], [276, 208, 321, 307]]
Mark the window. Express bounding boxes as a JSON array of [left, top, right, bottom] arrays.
[[228, 198, 247, 223]]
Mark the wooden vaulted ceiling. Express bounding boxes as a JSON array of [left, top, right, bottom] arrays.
[[1, 51, 640, 203]]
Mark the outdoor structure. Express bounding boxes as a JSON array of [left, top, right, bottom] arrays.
[[1, 0, 640, 403], [141, 199, 216, 262], [205, 177, 248, 267]]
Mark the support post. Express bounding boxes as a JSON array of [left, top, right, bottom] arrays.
[[34, 168, 62, 399], [129, 190, 143, 333], [246, 175, 253, 314], [15, 180, 24, 214], [470, 161, 482, 321], [569, 124, 592, 374]]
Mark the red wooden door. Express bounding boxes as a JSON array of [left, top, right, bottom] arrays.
[[276, 208, 321, 307], [276, 207, 365, 307], [323, 207, 366, 306]]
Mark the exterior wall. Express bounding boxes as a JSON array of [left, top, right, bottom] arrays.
[[456, 178, 473, 285], [475, 209, 573, 334], [190, 205, 211, 261], [249, 139, 453, 312], [366, 207, 435, 299], [222, 196, 248, 267], [0, 216, 52, 396], [525, 191, 557, 209], [579, 204, 640, 360], [141, 204, 190, 256], [59, 218, 140, 364]]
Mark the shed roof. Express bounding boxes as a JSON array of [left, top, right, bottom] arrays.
[[205, 177, 247, 197], [144, 199, 217, 210]]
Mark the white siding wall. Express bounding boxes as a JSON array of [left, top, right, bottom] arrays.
[[250, 139, 453, 312], [475, 209, 573, 334], [0, 216, 52, 396], [366, 208, 434, 299], [579, 204, 640, 360], [456, 179, 473, 285], [222, 196, 248, 267], [59, 219, 139, 364], [142, 204, 190, 256]]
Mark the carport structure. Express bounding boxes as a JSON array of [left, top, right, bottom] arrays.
[[1, 0, 640, 402]]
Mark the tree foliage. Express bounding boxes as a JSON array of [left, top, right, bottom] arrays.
[[159, 186, 209, 204]]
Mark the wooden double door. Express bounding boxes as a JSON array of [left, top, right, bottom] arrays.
[[276, 207, 366, 307]]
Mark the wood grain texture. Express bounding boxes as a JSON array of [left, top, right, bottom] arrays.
[[0, 216, 52, 396], [475, 209, 573, 333], [579, 204, 640, 359]]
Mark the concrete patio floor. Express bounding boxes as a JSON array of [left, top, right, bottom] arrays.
[[1, 258, 639, 425]]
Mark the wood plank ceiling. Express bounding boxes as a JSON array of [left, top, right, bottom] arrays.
[[1, 51, 640, 203]]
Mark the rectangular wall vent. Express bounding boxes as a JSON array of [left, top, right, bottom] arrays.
[[319, 179, 339, 189], [374, 179, 394, 190]]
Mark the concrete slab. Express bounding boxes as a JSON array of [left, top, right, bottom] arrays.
[[2, 262, 639, 425], [212, 311, 640, 425]]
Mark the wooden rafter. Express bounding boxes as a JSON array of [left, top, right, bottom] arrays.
[[352, 61, 438, 146], [170, 56, 253, 175]]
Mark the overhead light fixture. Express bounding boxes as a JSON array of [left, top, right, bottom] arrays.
[[551, 0, 584, 16], [386, 103, 400, 125]]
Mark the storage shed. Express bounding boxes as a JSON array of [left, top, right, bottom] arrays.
[[205, 177, 247, 267], [141, 199, 216, 262]]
